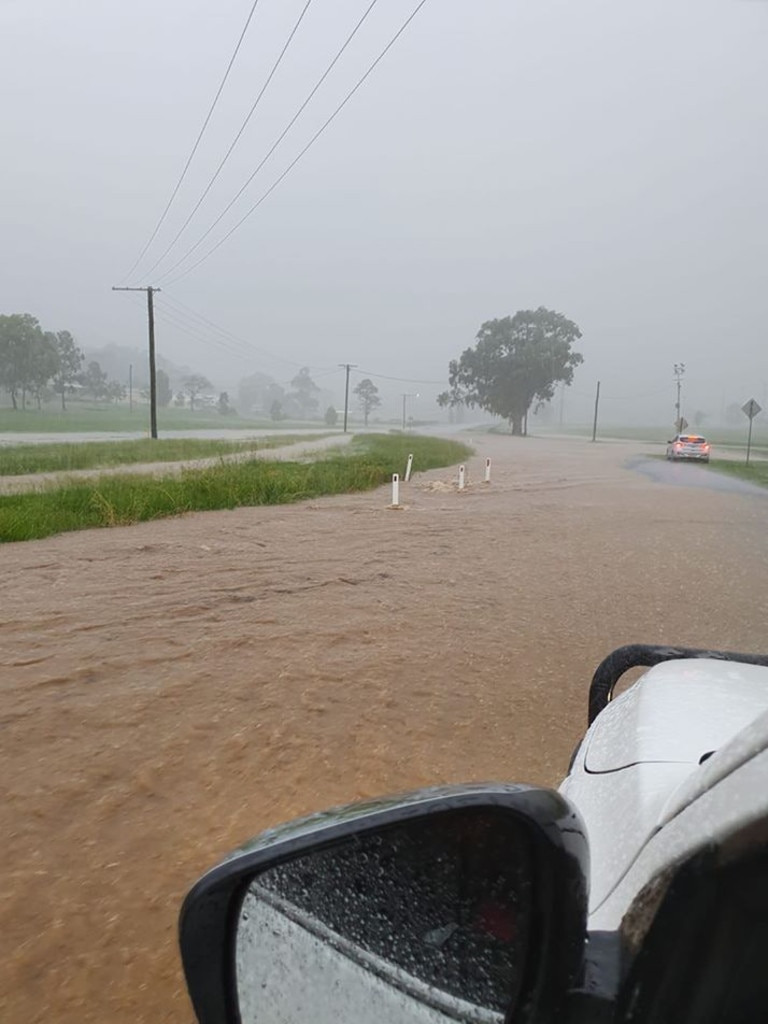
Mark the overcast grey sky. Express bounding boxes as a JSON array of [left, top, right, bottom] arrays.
[[1, 0, 766, 421]]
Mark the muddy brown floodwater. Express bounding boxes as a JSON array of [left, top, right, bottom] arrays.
[[3, 435, 768, 1024]]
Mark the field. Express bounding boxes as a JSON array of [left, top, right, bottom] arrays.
[[0, 403, 330, 434]]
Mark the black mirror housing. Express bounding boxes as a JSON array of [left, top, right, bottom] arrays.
[[179, 783, 588, 1024]]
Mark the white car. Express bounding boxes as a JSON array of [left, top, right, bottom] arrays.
[[179, 644, 768, 1023], [666, 433, 711, 462]]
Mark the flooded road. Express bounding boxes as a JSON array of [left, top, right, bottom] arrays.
[[628, 454, 768, 497], [2, 436, 768, 1024]]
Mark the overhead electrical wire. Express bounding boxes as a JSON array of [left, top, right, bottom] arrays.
[[123, 0, 264, 283], [355, 368, 445, 386], [160, 0, 431, 285], [162, 292, 315, 370], [117, 290, 334, 378], [142, 0, 315, 282], [161, 292, 337, 375], [152, 0, 382, 282]]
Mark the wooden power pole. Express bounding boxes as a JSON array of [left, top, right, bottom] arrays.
[[112, 285, 160, 438]]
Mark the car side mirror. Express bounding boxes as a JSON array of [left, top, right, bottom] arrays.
[[179, 784, 588, 1024]]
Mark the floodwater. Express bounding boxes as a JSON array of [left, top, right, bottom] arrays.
[[628, 454, 768, 497], [3, 436, 768, 1024]]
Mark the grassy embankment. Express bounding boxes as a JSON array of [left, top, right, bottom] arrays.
[[0, 435, 325, 475], [0, 434, 472, 543]]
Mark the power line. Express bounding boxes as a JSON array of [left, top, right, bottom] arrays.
[[153, 0, 382, 282], [162, 293, 297, 366], [161, 291, 335, 373], [154, 303, 258, 364], [143, 0, 315, 281], [161, 0, 431, 285], [355, 367, 444, 386], [123, 0, 264, 282]]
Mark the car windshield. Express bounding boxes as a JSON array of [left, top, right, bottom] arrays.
[[678, 437, 706, 444]]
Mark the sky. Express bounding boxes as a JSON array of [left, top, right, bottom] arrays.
[[1, 0, 767, 424]]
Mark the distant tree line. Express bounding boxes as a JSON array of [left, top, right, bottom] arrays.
[[239, 366, 332, 422], [0, 312, 128, 410]]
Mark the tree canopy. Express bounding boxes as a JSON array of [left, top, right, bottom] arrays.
[[182, 374, 213, 411], [289, 367, 320, 419], [439, 307, 583, 435], [0, 313, 141, 412], [353, 378, 381, 426]]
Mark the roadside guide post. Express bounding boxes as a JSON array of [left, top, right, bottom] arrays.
[[742, 398, 762, 466], [390, 473, 400, 508]]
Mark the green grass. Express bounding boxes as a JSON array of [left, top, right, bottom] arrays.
[[0, 434, 472, 543], [0, 435, 326, 476], [0, 403, 328, 433], [706, 458, 768, 489]]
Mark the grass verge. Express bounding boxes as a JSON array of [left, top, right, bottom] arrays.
[[0, 435, 326, 476], [0, 434, 472, 543], [706, 458, 768, 489]]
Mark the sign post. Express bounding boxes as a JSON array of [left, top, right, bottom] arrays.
[[742, 399, 762, 466]]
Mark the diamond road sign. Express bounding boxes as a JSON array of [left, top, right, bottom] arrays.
[[742, 399, 762, 420]]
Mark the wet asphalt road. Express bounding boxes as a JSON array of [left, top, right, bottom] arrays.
[[627, 455, 768, 498]]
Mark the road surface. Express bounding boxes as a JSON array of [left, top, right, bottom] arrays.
[[2, 435, 768, 1024]]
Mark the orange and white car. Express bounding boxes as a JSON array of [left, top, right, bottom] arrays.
[[666, 433, 711, 462]]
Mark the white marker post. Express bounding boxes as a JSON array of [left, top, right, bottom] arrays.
[[391, 473, 400, 507], [405, 453, 414, 482], [458, 465, 466, 491], [484, 458, 492, 483]]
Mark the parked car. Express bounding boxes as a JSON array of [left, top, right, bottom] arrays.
[[179, 644, 768, 1024], [666, 434, 711, 462]]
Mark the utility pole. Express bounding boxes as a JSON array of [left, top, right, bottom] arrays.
[[129, 363, 133, 413], [591, 380, 601, 442], [112, 286, 160, 438], [339, 363, 357, 433]]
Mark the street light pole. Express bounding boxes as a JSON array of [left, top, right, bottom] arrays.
[[401, 392, 419, 431], [673, 362, 686, 433]]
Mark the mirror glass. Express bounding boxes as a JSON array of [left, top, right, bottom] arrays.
[[235, 807, 535, 1023]]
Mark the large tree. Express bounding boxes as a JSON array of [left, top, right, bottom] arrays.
[[81, 360, 109, 401], [182, 374, 213, 411], [238, 371, 284, 416], [28, 332, 59, 409], [353, 378, 381, 426], [289, 367, 319, 419], [50, 330, 84, 410], [0, 313, 45, 409], [439, 307, 583, 435]]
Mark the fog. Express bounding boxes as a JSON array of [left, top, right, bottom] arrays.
[[1, 0, 766, 424]]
